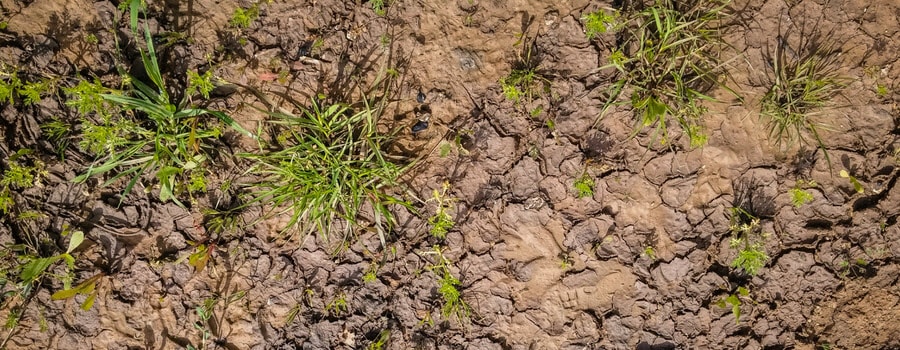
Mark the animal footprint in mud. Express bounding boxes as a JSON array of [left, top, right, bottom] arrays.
[[556, 287, 603, 311], [559, 289, 579, 309]]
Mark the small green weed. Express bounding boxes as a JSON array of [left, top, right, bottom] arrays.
[[371, 0, 387, 16], [422, 246, 471, 323], [839, 169, 864, 194], [573, 172, 595, 198], [230, 3, 260, 29], [581, 8, 622, 39], [367, 329, 390, 350], [643, 246, 657, 260], [500, 36, 550, 106], [598, 0, 732, 148], [788, 179, 816, 207], [186, 70, 216, 100], [715, 286, 749, 323], [0, 149, 47, 214], [325, 293, 348, 316], [362, 261, 379, 283], [427, 182, 456, 239], [73, 27, 254, 206], [727, 208, 769, 275]]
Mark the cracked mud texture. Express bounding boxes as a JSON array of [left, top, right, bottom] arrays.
[[0, 0, 899, 349]]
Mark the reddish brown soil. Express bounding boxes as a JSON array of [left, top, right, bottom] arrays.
[[1, 0, 899, 349]]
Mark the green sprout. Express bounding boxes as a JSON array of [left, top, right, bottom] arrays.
[[574, 172, 595, 198]]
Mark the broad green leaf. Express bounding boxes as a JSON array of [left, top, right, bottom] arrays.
[[20, 256, 60, 283], [66, 231, 84, 254]]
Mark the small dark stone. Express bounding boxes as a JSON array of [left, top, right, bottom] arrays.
[[411, 120, 429, 133], [416, 90, 426, 104]]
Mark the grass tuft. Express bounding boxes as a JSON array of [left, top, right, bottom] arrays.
[[598, 0, 733, 148], [242, 97, 408, 248]]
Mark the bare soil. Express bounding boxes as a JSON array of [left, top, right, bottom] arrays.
[[1, 0, 899, 349]]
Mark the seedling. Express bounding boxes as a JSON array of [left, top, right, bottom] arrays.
[[839, 170, 864, 194], [500, 35, 551, 106], [598, 0, 732, 148], [421, 246, 471, 322], [728, 207, 769, 276], [325, 293, 348, 316], [581, 8, 622, 39], [789, 179, 816, 207], [427, 182, 456, 239], [573, 172, 595, 198], [715, 286, 749, 323]]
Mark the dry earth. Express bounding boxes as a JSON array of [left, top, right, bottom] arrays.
[[0, 0, 899, 349]]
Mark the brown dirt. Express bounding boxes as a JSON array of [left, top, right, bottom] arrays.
[[1, 0, 899, 349]]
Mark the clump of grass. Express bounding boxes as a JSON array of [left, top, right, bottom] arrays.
[[500, 36, 550, 106], [598, 0, 732, 148], [761, 31, 846, 164], [72, 27, 254, 206], [242, 96, 408, 248]]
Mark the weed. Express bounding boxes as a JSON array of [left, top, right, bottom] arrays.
[[598, 0, 732, 148], [715, 286, 749, 323], [73, 27, 254, 206], [371, 0, 387, 16], [573, 171, 595, 198], [230, 3, 260, 29], [559, 253, 573, 269], [761, 32, 846, 165], [727, 208, 769, 275], [0, 67, 21, 104], [50, 272, 104, 311], [789, 179, 816, 207], [643, 246, 657, 260], [185, 242, 215, 274], [839, 169, 864, 194], [500, 36, 550, 106], [367, 329, 390, 350], [362, 262, 379, 283], [40, 117, 73, 159], [325, 293, 348, 316], [64, 78, 112, 116], [0, 149, 47, 214], [242, 96, 407, 248], [186, 70, 215, 100], [581, 8, 622, 39], [202, 207, 244, 235], [422, 246, 471, 322], [427, 182, 456, 239]]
